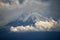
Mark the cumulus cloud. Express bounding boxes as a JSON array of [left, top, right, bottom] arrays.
[[10, 18, 58, 32]]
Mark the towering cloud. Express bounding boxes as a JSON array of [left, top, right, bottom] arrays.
[[10, 18, 58, 32], [0, 0, 60, 31]]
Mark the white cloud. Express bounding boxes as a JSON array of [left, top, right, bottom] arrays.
[[10, 18, 58, 32]]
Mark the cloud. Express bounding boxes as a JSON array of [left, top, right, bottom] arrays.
[[0, 0, 60, 31], [10, 18, 58, 32], [0, 0, 50, 26], [51, 20, 60, 31]]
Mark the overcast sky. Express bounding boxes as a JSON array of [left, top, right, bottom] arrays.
[[0, 0, 60, 31]]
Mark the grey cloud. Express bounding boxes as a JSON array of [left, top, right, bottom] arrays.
[[10, 18, 59, 32], [0, 0, 50, 26], [0, 0, 60, 31], [0, 0, 20, 9], [48, 0, 60, 20], [51, 20, 60, 31], [19, 0, 25, 4]]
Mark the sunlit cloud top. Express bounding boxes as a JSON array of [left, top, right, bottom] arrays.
[[10, 18, 59, 32]]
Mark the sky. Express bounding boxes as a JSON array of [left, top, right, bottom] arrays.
[[0, 0, 60, 40], [0, 0, 60, 32]]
